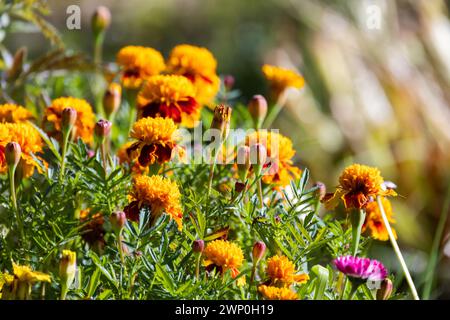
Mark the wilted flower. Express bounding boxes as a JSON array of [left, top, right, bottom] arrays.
[[203, 240, 244, 278], [333, 256, 388, 282]]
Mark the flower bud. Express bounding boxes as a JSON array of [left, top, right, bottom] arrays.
[[109, 211, 126, 234], [92, 6, 111, 37], [103, 83, 122, 118], [376, 278, 393, 300], [5, 142, 22, 170], [252, 241, 266, 263], [210, 104, 232, 141], [192, 239, 205, 254], [248, 95, 267, 128], [223, 75, 235, 90], [7, 47, 27, 81], [94, 119, 112, 139], [313, 182, 326, 201], [61, 108, 77, 133], [236, 145, 251, 182], [59, 250, 77, 289]]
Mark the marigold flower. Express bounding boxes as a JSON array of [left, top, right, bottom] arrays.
[[203, 240, 244, 278], [245, 131, 301, 187], [124, 174, 183, 230], [1, 263, 51, 300], [258, 285, 298, 300], [80, 209, 106, 252], [136, 75, 200, 127], [323, 164, 397, 210], [363, 197, 397, 241], [0, 122, 45, 178], [166, 44, 220, 106], [262, 64, 305, 99], [43, 97, 95, 143], [333, 256, 387, 282], [117, 141, 149, 174], [128, 117, 178, 167], [117, 45, 165, 89], [0, 104, 33, 123], [265, 255, 309, 286]]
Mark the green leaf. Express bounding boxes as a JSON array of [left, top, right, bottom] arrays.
[[311, 264, 329, 300]]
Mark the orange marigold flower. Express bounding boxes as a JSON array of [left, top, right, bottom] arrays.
[[245, 131, 301, 187], [0, 122, 45, 178], [43, 97, 95, 143], [0, 104, 33, 123], [265, 255, 309, 286], [262, 64, 305, 99], [363, 197, 397, 241], [128, 117, 178, 167], [116, 45, 165, 89], [258, 285, 298, 300], [166, 44, 220, 106], [124, 174, 183, 230], [323, 164, 397, 210], [80, 209, 106, 253], [136, 75, 200, 127], [117, 141, 149, 174], [203, 240, 244, 278]]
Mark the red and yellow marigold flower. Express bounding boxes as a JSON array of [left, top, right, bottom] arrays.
[[136, 75, 200, 127], [166, 44, 220, 106], [116, 45, 165, 89], [0, 104, 33, 123], [363, 197, 397, 241], [0, 122, 45, 178], [258, 285, 298, 300], [124, 174, 183, 230], [265, 255, 309, 286], [43, 97, 95, 143], [203, 240, 244, 278], [117, 141, 149, 174], [323, 164, 397, 210], [245, 131, 301, 187], [262, 64, 305, 99], [79, 209, 106, 252]]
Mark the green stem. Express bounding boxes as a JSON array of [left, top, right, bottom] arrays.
[[195, 253, 201, 279], [376, 195, 420, 300], [59, 130, 71, 182], [207, 146, 221, 196], [262, 103, 282, 129], [8, 166, 24, 240], [117, 232, 125, 264], [256, 179, 264, 209], [60, 283, 68, 300], [350, 209, 366, 256], [348, 281, 360, 300]]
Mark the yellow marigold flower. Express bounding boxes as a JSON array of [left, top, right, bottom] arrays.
[[166, 44, 220, 106], [128, 117, 178, 167], [117, 45, 165, 89], [266, 255, 309, 286], [0, 104, 33, 123], [136, 75, 200, 127], [0, 122, 45, 178], [363, 197, 397, 241], [262, 64, 305, 99], [125, 174, 183, 230], [203, 240, 244, 278], [12, 263, 51, 283], [43, 97, 95, 143], [323, 164, 397, 210], [258, 285, 298, 300], [1, 263, 51, 300], [245, 131, 301, 187]]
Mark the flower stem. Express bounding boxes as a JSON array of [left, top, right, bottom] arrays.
[[376, 195, 420, 300], [256, 179, 264, 209], [59, 129, 71, 182], [350, 209, 366, 256], [8, 165, 24, 239], [195, 253, 202, 279], [60, 283, 68, 300], [262, 103, 282, 129], [117, 232, 125, 264], [207, 146, 221, 196]]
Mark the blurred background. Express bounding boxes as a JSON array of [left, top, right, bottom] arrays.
[[2, 0, 450, 299]]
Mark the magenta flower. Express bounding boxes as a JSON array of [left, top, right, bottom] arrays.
[[333, 256, 387, 282]]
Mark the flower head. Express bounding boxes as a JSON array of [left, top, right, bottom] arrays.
[[128, 117, 178, 167], [136, 75, 199, 127], [124, 174, 183, 230], [262, 64, 305, 99], [333, 256, 388, 282], [1, 263, 51, 300], [0, 122, 45, 178], [166, 44, 220, 106], [363, 197, 397, 241], [43, 97, 95, 143], [117, 141, 148, 174], [323, 164, 397, 210], [203, 240, 244, 278], [0, 104, 33, 123], [80, 209, 106, 253], [265, 255, 309, 286], [117, 46, 165, 89], [258, 285, 298, 300], [245, 131, 301, 187]]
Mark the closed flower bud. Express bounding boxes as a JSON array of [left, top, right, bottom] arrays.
[[237, 145, 251, 182], [313, 182, 326, 201], [248, 95, 267, 128], [103, 83, 122, 118], [5, 142, 21, 169], [376, 278, 393, 300], [59, 250, 77, 288], [210, 104, 232, 141], [92, 6, 111, 36], [95, 119, 112, 139], [223, 75, 235, 90], [192, 239, 205, 254], [252, 241, 266, 263], [110, 211, 126, 234], [7, 47, 27, 81], [61, 107, 77, 133]]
